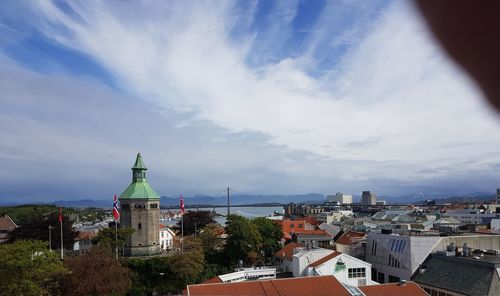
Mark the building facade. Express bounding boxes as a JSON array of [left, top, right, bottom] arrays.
[[119, 153, 161, 256], [361, 191, 377, 206], [327, 192, 353, 204], [159, 224, 175, 251], [365, 232, 500, 284]]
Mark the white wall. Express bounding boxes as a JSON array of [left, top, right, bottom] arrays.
[[159, 228, 174, 251], [292, 248, 334, 277], [310, 253, 375, 287]]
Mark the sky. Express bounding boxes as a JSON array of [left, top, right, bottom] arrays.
[[1, 0, 500, 202]]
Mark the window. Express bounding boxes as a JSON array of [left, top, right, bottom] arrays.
[[371, 241, 377, 255], [388, 275, 400, 283], [161, 231, 164, 237], [138, 223, 142, 230], [298, 224, 303, 228], [150, 203, 158, 209], [377, 272, 385, 283], [290, 223, 294, 228], [371, 268, 377, 281], [348, 268, 366, 278]]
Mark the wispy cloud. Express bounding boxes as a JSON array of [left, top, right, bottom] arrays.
[[0, 0, 499, 199]]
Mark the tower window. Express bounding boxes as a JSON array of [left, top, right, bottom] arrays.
[[138, 223, 142, 230]]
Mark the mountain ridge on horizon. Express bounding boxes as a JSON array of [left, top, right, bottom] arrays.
[[0, 191, 496, 208]]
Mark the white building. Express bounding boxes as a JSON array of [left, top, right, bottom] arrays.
[[327, 192, 353, 204], [442, 209, 497, 225], [159, 225, 175, 251], [317, 210, 353, 224], [365, 232, 500, 284], [292, 247, 376, 286]]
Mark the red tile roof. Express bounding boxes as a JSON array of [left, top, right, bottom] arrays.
[[308, 251, 342, 268], [77, 231, 96, 240], [303, 216, 318, 226], [274, 242, 305, 260], [186, 275, 350, 296], [0, 215, 17, 231], [359, 282, 429, 296], [200, 276, 223, 284], [335, 230, 366, 245]]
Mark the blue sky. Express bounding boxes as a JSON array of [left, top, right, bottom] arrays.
[[1, 0, 500, 202]]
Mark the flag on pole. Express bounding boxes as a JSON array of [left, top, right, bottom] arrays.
[[58, 206, 63, 223], [180, 194, 185, 215], [113, 194, 120, 220]]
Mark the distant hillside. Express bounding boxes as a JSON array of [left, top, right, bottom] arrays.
[[160, 193, 325, 207]]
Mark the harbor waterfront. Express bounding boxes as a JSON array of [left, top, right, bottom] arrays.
[[160, 206, 284, 226]]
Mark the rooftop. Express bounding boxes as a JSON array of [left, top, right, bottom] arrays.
[[412, 253, 500, 296], [274, 242, 305, 260], [186, 276, 428, 296], [308, 251, 342, 268], [336, 231, 366, 245], [186, 275, 350, 296], [0, 215, 17, 231], [358, 282, 428, 296]]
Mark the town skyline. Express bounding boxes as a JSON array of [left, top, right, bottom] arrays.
[[1, 0, 500, 202]]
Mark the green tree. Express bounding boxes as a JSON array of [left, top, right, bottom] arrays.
[[252, 217, 283, 262], [126, 236, 205, 295], [0, 240, 69, 296], [92, 226, 135, 255], [199, 223, 224, 258], [8, 213, 78, 251], [63, 247, 132, 296], [177, 211, 216, 235], [224, 215, 262, 266]]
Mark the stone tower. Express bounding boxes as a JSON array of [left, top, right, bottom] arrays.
[[119, 153, 161, 256]]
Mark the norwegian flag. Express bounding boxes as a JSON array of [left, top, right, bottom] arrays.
[[113, 194, 120, 221], [58, 206, 63, 223], [180, 194, 185, 215]]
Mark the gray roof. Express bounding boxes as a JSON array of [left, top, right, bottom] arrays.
[[412, 254, 500, 296]]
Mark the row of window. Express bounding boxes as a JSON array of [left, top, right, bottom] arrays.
[[390, 239, 406, 253], [388, 254, 401, 268], [348, 268, 366, 278], [371, 268, 400, 284], [121, 203, 159, 210]]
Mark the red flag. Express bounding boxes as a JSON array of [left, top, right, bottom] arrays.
[[113, 194, 120, 220], [180, 194, 185, 215], [58, 207, 63, 223]]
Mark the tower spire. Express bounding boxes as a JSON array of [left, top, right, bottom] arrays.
[[132, 153, 148, 182]]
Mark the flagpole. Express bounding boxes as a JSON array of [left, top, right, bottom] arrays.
[[181, 213, 184, 254], [180, 194, 184, 254], [115, 220, 118, 259], [113, 194, 120, 260], [60, 207, 64, 260]]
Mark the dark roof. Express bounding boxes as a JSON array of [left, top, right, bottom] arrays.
[[359, 282, 428, 296], [412, 254, 500, 296]]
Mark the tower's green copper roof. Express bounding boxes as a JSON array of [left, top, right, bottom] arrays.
[[119, 153, 160, 200], [132, 153, 147, 170], [120, 180, 160, 200]]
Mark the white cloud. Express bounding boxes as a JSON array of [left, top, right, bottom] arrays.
[[1, 0, 500, 198]]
